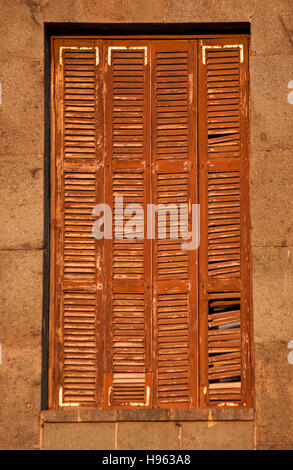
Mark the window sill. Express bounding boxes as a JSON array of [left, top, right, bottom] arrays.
[[41, 407, 254, 423]]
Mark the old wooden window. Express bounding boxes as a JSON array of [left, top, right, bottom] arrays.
[[49, 35, 253, 409]]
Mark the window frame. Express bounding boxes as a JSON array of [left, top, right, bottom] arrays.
[[46, 33, 254, 411]]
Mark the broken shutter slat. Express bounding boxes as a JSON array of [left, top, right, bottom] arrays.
[[198, 38, 253, 407]]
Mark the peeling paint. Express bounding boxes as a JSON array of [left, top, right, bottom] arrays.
[[288, 80, 293, 105], [216, 402, 238, 407], [249, 0, 257, 22], [96, 256, 102, 272], [163, 0, 172, 23], [288, 340, 293, 364], [207, 420, 218, 428], [108, 386, 113, 406], [188, 73, 193, 106]]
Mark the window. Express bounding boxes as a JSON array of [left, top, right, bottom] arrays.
[[49, 35, 253, 409]]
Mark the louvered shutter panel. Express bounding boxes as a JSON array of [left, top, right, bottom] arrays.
[[50, 39, 104, 408], [151, 41, 198, 408], [103, 41, 152, 408], [198, 38, 253, 406]]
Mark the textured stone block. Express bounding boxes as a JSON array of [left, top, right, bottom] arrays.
[[0, 59, 44, 155], [251, 0, 293, 56], [40, 0, 84, 22], [42, 423, 115, 450], [0, 0, 43, 59], [125, 0, 170, 22], [41, 410, 79, 423], [117, 422, 180, 450], [250, 150, 293, 247], [79, 409, 117, 422], [257, 443, 293, 450], [116, 408, 169, 421], [252, 247, 293, 343], [250, 55, 293, 151], [0, 157, 44, 250], [205, 0, 254, 22], [81, 0, 127, 22], [255, 342, 293, 448], [0, 250, 43, 348], [164, 0, 212, 22], [0, 345, 41, 450], [169, 408, 254, 421], [182, 421, 254, 450]]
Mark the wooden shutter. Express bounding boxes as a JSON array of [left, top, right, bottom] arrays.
[[103, 41, 152, 408], [198, 38, 253, 407], [49, 39, 104, 408], [151, 41, 198, 408], [50, 36, 252, 410]]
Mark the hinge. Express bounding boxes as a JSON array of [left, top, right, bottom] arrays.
[[202, 44, 244, 65]]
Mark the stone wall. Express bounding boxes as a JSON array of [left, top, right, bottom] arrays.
[[0, 0, 292, 450]]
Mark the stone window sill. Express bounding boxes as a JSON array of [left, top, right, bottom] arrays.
[[41, 408, 254, 423]]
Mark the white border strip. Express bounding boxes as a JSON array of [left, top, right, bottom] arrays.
[[202, 44, 244, 64], [59, 46, 100, 65], [108, 46, 148, 66], [58, 387, 79, 407]]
